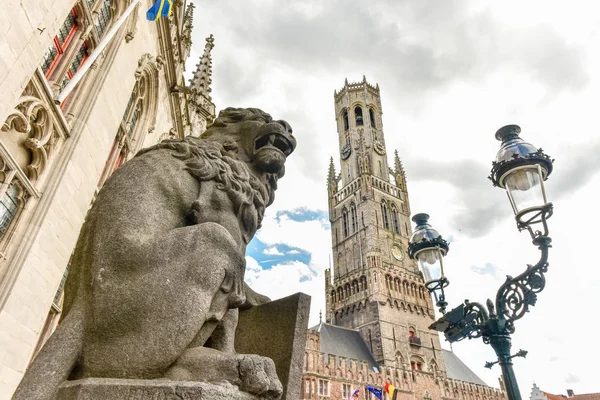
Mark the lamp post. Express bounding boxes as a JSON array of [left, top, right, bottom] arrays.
[[407, 125, 554, 400]]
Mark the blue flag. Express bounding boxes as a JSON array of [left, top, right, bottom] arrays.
[[367, 386, 383, 400], [146, 0, 173, 21]]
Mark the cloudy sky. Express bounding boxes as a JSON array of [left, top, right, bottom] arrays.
[[188, 0, 600, 395]]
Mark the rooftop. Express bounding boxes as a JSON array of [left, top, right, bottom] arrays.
[[310, 322, 379, 370], [442, 349, 487, 386]]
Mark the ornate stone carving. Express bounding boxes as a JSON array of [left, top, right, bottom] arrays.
[[13, 108, 296, 400], [1, 82, 66, 183]]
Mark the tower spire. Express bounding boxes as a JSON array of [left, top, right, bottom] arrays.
[[189, 34, 215, 99], [394, 150, 405, 177], [327, 157, 337, 183]]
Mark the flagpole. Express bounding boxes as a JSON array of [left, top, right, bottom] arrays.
[[55, 0, 143, 103]]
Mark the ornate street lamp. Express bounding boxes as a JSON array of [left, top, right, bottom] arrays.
[[408, 213, 450, 313], [409, 125, 554, 400]]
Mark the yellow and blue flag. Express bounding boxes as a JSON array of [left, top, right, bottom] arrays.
[[146, 0, 173, 21]]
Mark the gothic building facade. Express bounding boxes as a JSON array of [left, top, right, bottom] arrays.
[[0, 1, 214, 397], [301, 78, 507, 400]]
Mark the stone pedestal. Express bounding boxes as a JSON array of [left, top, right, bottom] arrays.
[[54, 293, 311, 400], [56, 378, 261, 400]]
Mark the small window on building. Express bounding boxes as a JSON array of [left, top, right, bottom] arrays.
[[318, 379, 329, 396], [411, 361, 422, 370], [354, 106, 363, 126], [343, 109, 349, 131], [343, 383, 352, 398], [369, 108, 376, 128]]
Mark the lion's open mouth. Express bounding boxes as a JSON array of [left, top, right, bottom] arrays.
[[254, 133, 294, 156]]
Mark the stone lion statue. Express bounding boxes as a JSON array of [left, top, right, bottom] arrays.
[[14, 108, 296, 400]]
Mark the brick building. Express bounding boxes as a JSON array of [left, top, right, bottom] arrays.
[[301, 77, 507, 400], [0, 1, 214, 397]]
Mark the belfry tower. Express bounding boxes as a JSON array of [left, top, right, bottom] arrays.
[[325, 77, 445, 372]]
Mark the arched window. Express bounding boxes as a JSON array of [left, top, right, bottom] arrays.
[[342, 109, 349, 131], [98, 55, 159, 187], [350, 203, 357, 233], [331, 290, 336, 304], [342, 207, 349, 237], [430, 360, 438, 373], [391, 204, 400, 234], [395, 352, 404, 368], [354, 106, 363, 126], [369, 108, 376, 128], [381, 201, 390, 230]]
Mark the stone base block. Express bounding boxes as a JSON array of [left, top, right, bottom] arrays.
[[56, 378, 262, 400]]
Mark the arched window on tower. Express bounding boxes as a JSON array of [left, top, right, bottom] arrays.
[[354, 106, 363, 126], [369, 108, 376, 128], [342, 208, 349, 237], [350, 203, 357, 233], [391, 204, 400, 234], [381, 201, 390, 230], [342, 109, 349, 131]]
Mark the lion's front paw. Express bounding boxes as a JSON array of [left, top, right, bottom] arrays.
[[238, 354, 282, 399], [164, 347, 282, 399]]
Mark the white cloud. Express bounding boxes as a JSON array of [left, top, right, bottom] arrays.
[[245, 256, 325, 329], [263, 247, 284, 256]]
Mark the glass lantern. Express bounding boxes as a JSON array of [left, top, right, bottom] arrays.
[[490, 125, 553, 225], [408, 214, 449, 291]]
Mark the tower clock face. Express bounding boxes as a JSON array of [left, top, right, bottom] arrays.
[[374, 140, 386, 155], [391, 244, 404, 261], [341, 143, 352, 160]]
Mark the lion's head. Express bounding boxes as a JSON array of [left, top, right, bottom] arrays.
[[202, 107, 296, 176], [138, 108, 295, 236]]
